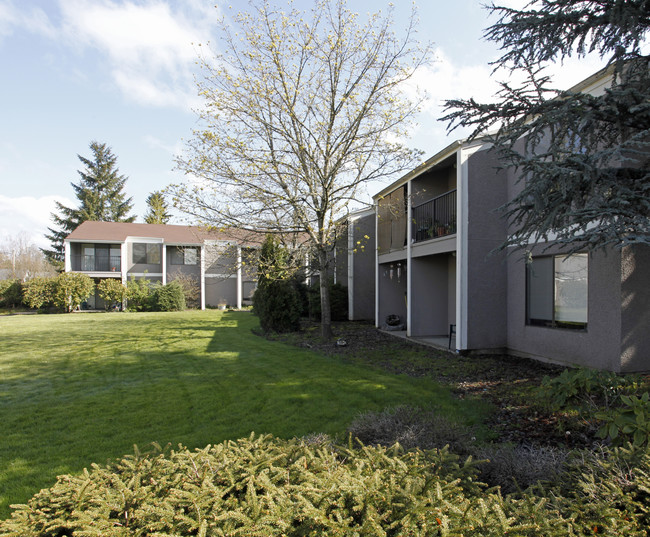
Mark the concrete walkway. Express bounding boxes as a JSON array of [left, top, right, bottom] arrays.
[[380, 329, 456, 353]]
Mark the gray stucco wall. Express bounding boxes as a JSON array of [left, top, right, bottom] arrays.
[[465, 149, 508, 350], [410, 254, 452, 336], [350, 214, 376, 321], [411, 161, 457, 204], [167, 254, 201, 281], [377, 260, 407, 328], [620, 245, 650, 372], [127, 242, 163, 275], [506, 247, 624, 371], [205, 276, 238, 307]]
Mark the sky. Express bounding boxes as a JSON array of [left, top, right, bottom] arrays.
[[0, 0, 606, 250]]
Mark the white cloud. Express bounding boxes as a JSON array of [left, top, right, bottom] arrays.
[[1, 1, 218, 109], [0, 195, 75, 249], [404, 45, 607, 153], [54, 0, 215, 108], [143, 135, 184, 157], [0, 1, 56, 39]]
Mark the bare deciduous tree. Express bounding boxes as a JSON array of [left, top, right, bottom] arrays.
[[0, 233, 56, 281], [172, 0, 429, 338]]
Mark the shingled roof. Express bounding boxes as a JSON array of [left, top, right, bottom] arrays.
[[65, 221, 267, 246]]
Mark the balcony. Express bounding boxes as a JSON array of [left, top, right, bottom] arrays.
[[412, 189, 457, 243], [73, 255, 122, 272]]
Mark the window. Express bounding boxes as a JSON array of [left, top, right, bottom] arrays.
[[81, 244, 121, 271], [527, 254, 588, 329], [171, 247, 199, 265], [132, 243, 161, 264]]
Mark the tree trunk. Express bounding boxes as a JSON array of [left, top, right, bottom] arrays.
[[318, 250, 333, 340]]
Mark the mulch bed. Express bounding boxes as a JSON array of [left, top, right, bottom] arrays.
[[265, 320, 598, 448]]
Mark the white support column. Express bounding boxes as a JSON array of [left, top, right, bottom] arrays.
[[406, 181, 413, 337], [200, 245, 206, 310], [456, 147, 471, 351], [64, 241, 71, 272], [162, 244, 167, 285], [120, 243, 127, 284], [236, 246, 243, 310], [374, 201, 380, 328]]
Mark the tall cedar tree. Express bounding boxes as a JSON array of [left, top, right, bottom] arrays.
[[172, 0, 429, 338], [43, 141, 135, 264], [144, 190, 171, 224], [443, 0, 650, 254]]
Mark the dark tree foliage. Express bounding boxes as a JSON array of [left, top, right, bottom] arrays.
[[144, 190, 171, 224], [253, 234, 303, 333], [43, 141, 135, 264], [443, 0, 650, 254]]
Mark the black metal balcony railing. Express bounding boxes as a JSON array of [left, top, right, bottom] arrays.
[[74, 255, 122, 272], [412, 189, 457, 243]]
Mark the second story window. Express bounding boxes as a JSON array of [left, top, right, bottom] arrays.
[[171, 247, 199, 265], [133, 243, 161, 265]]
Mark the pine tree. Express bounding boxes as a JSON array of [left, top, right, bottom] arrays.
[[144, 190, 171, 224], [43, 141, 135, 264], [443, 1, 650, 254]]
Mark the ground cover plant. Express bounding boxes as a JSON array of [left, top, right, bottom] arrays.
[[0, 310, 488, 519], [3, 435, 650, 536]]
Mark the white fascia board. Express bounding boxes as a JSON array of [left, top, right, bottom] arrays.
[[125, 236, 164, 244], [66, 239, 126, 244]]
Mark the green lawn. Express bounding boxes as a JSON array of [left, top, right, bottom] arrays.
[[0, 310, 489, 519]]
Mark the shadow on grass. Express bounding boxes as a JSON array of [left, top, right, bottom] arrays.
[[0, 310, 491, 519]]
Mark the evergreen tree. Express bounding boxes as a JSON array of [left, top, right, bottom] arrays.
[[43, 141, 135, 264], [443, 1, 650, 254], [144, 190, 171, 224]]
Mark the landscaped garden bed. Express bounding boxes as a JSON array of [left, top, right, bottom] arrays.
[[2, 311, 649, 535]]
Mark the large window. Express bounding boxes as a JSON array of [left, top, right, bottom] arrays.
[[132, 243, 161, 265], [81, 244, 121, 271], [526, 253, 588, 329], [171, 247, 199, 265]]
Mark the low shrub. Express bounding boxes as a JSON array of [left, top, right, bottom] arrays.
[[151, 281, 186, 312], [22, 277, 54, 310], [539, 367, 640, 412], [551, 444, 650, 532], [125, 276, 153, 312], [51, 273, 95, 312], [347, 405, 478, 455], [596, 392, 650, 447], [3, 434, 648, 536], [473, 443, 569, 494], [97, 279, 127, 310], [0, 279, 23, 308], [170, 271, 200, 308]]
